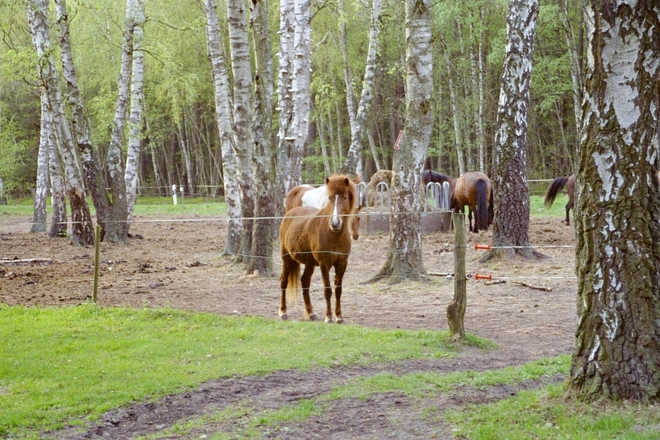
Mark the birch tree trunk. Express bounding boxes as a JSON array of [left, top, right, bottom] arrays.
[[371, 0, 432, 282], [203, 0, 241, 255], [276, 0, 296, 200], [31, 90, 50, 233], [560, 0, 582, 136], [341, 0, 383, 175], [568, 0, 660, 403], [227, 0, 255, 263], [54, 0, 115, 241], [28, 0, 94, 246], [291, 0, 311, 179], [444, 47, 465, 175], [125, 0, 145, 225], [483, 0, 543, 261], [246, 0, 276, 275]]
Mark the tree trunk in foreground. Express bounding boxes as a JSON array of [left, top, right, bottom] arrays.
[[567, 0, 660, 403], [371, 0, 432, 283], [31, 91, 49, 233]]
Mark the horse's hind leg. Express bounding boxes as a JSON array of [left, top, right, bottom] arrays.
[[301, 264, 317, 321], [565, 201, 573, 226], [279, 267, 289, 320]]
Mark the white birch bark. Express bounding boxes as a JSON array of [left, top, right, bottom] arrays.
[[341, 0, 383, 174], [276, 0, 297, 198], [203, 0, 241, 255], [28, 0, 94, 246], [31, 90, 50, 233], [569, 0, 660, 402], [45, 100, 68, 238], [227, 0, 255, 262], [125, 0, 145, 224], [291, 0, 311, 182]]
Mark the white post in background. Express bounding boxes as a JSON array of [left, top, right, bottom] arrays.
[[172, 184, 178, 205]]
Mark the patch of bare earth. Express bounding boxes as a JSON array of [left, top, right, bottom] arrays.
[[0, 214, 576, 439]]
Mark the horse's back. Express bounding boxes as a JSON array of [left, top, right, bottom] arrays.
[[301, 186, 329, 209], [284, 185, 314, 212]]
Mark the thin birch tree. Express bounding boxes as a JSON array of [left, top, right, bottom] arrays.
[[31, 90, 50, 233], [340, 0, 383, 175], [124, 0, 145, 225], [54, 0, 115, 240], [246, 0, 277, 275], [27, 0, 94, 246], [226, 0, 255, 262], [203, 0, 241, 255], [483, 0, 544, 261]]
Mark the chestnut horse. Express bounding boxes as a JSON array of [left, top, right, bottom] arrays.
[[543, 174, 575, 226], [452, 172, 492, 233], [279, 175, 356, 323], [284, 172, 362, 240], [544, 172, 660, 226]]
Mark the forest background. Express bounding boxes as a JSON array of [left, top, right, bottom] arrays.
[[0, 0, 579, 200]]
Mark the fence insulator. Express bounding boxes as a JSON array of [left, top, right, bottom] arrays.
[[474, 243, 492, 251], [475, 273, 493, 281]]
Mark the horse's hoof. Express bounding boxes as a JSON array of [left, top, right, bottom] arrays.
[[308, 313, 318, 321], [335, 317, 344, 324], [279, 313, 288, 321], [325, 316, 334, 323]]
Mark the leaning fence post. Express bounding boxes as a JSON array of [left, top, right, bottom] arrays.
[[447, 212, 466, 340], [93, 224, 100, 304]]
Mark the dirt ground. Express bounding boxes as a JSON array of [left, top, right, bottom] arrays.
[[0, 212, 577, 439]]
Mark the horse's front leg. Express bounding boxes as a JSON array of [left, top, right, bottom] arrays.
[[320, 266, 334, 323], [301, 264, 317, 321], [333, 261, 348, 324]]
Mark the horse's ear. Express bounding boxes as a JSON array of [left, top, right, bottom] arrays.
[[344, 177, 350, 187], [325, 176, 330, 185], [355, 171, 362, 184]]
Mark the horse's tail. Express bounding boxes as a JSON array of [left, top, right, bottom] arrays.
[[285, 264, 300, 306], [488, 189, 494, 226], [475, 179, 489, 231], [544, 176, 569, 208]]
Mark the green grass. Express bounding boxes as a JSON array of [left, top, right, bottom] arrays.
[[0, 194, 567, 219], [0, 304, 465, 438], [0, 197, 226, 217]]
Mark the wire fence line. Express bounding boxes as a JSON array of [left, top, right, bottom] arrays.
[[2, 209, 577, 283]]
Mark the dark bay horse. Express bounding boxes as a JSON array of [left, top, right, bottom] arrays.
[[452, 172, 492, 233], [279, 175, 356, 323], [284, 172, 362, 240], [543, 175, 575, 226]]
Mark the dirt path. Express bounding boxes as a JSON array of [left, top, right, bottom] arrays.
[[1, 214, 577, 438]]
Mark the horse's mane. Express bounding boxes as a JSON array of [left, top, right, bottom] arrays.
[[422, 169, 454, 185]]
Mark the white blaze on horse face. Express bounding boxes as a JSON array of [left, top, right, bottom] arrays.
[[330, 194, 342, 231]]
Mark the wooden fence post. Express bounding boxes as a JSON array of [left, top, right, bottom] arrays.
[[447, 212, 466, 340]]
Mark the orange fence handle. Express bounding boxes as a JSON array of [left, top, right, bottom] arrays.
[[474, 243, 492, 251], [475, 273, 493, 281]]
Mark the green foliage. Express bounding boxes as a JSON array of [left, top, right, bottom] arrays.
[[0, 304, 460, 436]]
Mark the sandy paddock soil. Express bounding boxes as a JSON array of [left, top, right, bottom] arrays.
[[0, 213, 577, 439]]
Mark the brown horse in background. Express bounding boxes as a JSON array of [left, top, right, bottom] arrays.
[[284, 172, 362, 240], [452, 172, 492, 233], [544, 171, 660, 226], [543, 174, 575, 226], [279, 175, 356, 323], [366, 169, 394, 206]]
